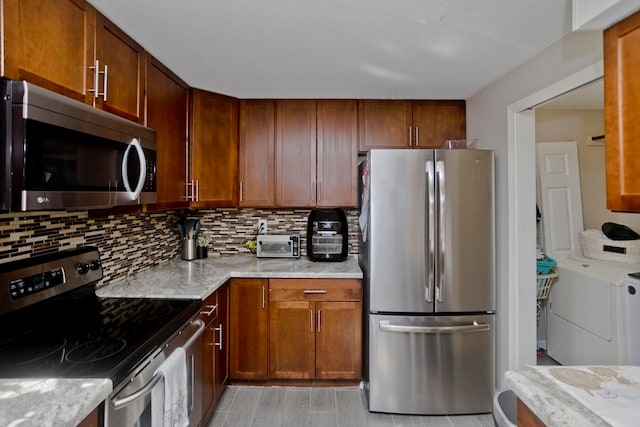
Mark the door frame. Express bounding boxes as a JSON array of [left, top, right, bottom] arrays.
[[506, 62, 603, 369]]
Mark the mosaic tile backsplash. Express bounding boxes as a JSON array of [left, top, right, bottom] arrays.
[[0, 208, 360, 287]]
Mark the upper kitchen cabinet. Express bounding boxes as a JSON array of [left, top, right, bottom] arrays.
[[92, 13, 145, 123], [239, 100, 276, 207], [358, 100, 466, 151], [145, 56, 189, 209], [2, 0, 95, 103], [275, 100, 317, 207], [358, 100, 413, 150], [190, 89, 239, 208], [316, 100, 358, 207], [243, 99, 357, 208], [2, 0, 145, 123], [604, 10, 640, 212], [412, 100, 466, 148]]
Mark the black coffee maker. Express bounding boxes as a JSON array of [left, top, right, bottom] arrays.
[[307, 208, 348, 261]]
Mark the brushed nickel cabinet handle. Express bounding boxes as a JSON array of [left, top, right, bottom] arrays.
[[303, 289, 327, 294], [102, 64, 108, 102], [200, 304, 217, 316], [215, 324, 223, 350], [310, 309, 314, 332]]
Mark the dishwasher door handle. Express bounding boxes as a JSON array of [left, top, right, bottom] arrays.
[[379, 320, 489, 334], [111, 319, 205, 410]]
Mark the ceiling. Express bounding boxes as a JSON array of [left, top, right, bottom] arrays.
[[88, 0, 575, 100]]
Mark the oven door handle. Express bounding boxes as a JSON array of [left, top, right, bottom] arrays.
[[111, 319, 205, 410]]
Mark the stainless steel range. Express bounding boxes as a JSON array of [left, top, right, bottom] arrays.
[[0, 247, 204, 426]]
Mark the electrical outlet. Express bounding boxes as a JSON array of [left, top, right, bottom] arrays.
[[257, 219, 268, 235]]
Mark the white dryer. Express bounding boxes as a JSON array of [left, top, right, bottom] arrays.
[[547, 256, 640, 365], [624, 274, 640, 364]]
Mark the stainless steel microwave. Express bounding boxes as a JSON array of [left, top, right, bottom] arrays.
[[0, 79, 157, 212], [256, 234, 301, 258]]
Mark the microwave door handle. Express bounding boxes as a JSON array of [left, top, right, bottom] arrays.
[[122, 138, 147, 201]]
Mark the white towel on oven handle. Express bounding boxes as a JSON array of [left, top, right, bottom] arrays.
[[151, 347, 189, 427]]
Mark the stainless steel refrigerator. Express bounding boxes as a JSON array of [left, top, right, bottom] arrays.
[[359, 148, 495, 415]]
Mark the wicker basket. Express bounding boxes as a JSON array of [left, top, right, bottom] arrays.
[[579, 231, 640, 263], [537, 268, 559, 300]]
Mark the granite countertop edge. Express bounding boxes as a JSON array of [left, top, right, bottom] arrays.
[[97, 254, 364, 300], [0, 378, 112, 427], [505, 369, 609, 427]]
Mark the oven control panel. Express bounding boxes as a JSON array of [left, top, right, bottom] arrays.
[[0, 247, 103, 315], [9, 267, 65, 300]]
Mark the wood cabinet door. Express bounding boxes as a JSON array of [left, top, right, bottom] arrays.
[[93, 13, 145, 123], [358, 100, 412, 151], [229, 279, 269, 380], [2, 0, 95, 103], [145, 56, 189, 209], [315, 301, 362, 380], [275, 100, 317, 207], [200, 293, 218, 419], [214, 283, 229, 400], [239, 100, 276, 207], [190, 89, 239, 207], [316, 100, 359, 207], [268, 301, 315, 379], [604, 10, 640, 212], [412, 100, 466, 149]]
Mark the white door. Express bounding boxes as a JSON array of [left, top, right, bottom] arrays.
[[536, 141, 584, 257]]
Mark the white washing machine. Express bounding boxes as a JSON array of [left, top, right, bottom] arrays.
[[624, 274, 640, 364]]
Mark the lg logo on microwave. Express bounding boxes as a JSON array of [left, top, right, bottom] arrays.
[[37, 196, 50, 205]]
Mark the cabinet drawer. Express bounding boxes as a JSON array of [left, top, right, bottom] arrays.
[[269, 279, 361, 302]]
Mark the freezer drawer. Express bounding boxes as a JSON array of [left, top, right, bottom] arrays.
[[367, 314, 494, 415]]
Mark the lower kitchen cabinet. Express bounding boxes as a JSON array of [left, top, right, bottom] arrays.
[[200, 282, 229, 424], [268, 279, 362, 380], [314, 301, 362, 379], [77, 404, 100, 427], [229, 278, 269, 380], [269, 300, 316, 379]]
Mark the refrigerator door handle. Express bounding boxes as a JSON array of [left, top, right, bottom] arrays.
[[426, 160, 435, 303], [436, 159, 446, 303], [379, 320, 490, 334]]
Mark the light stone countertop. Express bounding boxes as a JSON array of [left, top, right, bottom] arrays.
[[96, 254, 363, 299], [0, 378, 112, 427], [1, 255, 361, 426], [505, 366, 637, 427]]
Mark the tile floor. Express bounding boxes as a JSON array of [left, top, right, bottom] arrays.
[[207, 386, 495, 427]]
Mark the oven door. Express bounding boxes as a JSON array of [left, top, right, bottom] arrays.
[[106, 317, 204, 427]]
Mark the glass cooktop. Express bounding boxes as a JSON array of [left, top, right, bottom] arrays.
[[0, 287, 200, 386]]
